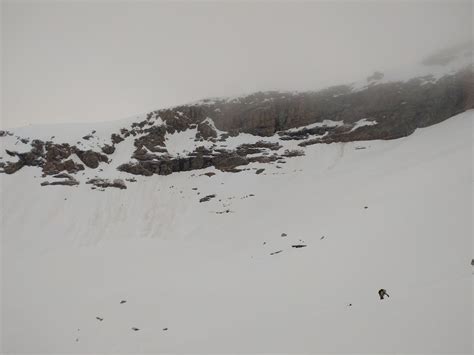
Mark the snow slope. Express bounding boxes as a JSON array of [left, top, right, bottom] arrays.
[[1, 110, 473, 353]]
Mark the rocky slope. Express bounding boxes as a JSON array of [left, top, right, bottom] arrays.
[[2, 110, 472, 353], [1, 44, 472, 353], [1, 44, 472, 188]]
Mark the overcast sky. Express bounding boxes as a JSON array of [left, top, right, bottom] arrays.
[[1, 0, 472, 128]]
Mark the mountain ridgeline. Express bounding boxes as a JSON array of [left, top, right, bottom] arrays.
[[1, 45, 472, 186]]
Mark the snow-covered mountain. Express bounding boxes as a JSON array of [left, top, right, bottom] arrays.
[[1, 45, 473, 353]]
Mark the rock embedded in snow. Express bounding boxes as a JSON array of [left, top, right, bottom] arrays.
[[75, 149, 108, 169], [101, 144, 115, 155], [282, 149, 305, 157], [40, 173, 79, 187], [196, 121, 217, 140], [111, 133, 124, 144], [199, 194, 216, 203], [86, 178, 127, 190]]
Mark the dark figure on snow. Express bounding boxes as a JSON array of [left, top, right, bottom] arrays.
[[378, 289, 389, 300]]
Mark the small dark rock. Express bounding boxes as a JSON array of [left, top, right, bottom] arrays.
[[281, 149, 305, 157], [101, 144, 115, 155], [270, 250, 283, 255], [199, 194, 216, 203]]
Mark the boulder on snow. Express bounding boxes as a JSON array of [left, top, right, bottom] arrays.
[[75, 149, 109, 169]]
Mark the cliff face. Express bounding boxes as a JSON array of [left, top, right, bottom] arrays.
[[0, 45, 472, 183], [159, 66, 473, 138]]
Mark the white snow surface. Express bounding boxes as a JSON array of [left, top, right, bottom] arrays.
[[285, 119, 344, 132], [350, 118, 378, 132], [1, 111, 473, 353]]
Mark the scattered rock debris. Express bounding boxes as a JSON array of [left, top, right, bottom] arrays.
[[256, 168, 265, 175], [86, 178, 127, 190], [202, 172, 216, 177]]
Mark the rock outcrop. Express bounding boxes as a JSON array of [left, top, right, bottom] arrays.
[[1, 47, 472, 184]]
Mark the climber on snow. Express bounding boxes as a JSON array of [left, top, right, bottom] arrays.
[[378, 288, 389, 300]]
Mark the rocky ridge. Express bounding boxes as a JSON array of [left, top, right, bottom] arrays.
[[1, 45, 472, 188]]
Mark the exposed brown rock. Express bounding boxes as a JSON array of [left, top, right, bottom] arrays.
[[75, 150, 108, 169], [196, 121, 217, 140], [111, 133, 124, 144], [101, 144, 115, 155], [41, 173, 79, 186], [281, 149, 305, 157], [86, 178, 127, 190], [134, 125, 167, 152]]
